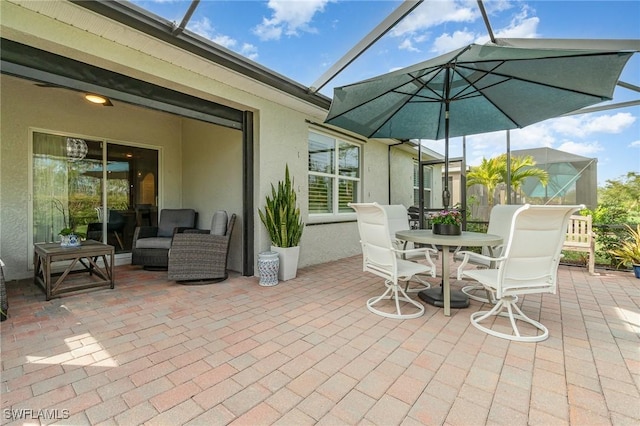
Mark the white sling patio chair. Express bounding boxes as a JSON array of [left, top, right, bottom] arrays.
[[455, 204, 521, 303], [349, 202, 437, 319], [461, 204, 583, 342], [382, 204, 437, 292]]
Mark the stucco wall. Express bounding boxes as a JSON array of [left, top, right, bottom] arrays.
[[0, 0, 420, 280], [181, 120, 243, 272], [390, 147, 418, 207], [0, 74, 184, 279]]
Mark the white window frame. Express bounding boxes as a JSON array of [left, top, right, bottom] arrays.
[[308, 130, 361, 223]]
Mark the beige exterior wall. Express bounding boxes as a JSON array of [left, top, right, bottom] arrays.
[[390, 147, 418, 208], [0, 0, 420, 280], [180, 120, 244, 273]]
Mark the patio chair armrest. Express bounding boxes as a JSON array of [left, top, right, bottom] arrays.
[[398, 247, 437, 257], [395, 247, 438, 277], [456, 250, 505, 280], [173, 226, 197, 236], [183, 229, 209, 235]]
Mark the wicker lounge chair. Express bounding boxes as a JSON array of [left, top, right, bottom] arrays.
[[131, 208, 198, 269], [168, 211, 236, 283]]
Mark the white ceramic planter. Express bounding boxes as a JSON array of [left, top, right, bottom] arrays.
[[271, 246, 300, 281], [60, 234, 81, 248]]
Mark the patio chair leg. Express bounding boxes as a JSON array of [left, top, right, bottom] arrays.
[[470, 295, 548, 342], [367, 280, 425, 320], [404, 274, 431, 293]]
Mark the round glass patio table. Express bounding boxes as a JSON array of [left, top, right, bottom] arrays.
[[395, 229, 502, 316]]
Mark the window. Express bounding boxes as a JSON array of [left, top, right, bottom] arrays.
[[413, 161, 432, 208], [32, 131, 158, 254], [308, 131, 360, 216]]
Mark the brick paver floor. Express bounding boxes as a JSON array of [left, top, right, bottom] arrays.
[[1, 256, 639, 425]]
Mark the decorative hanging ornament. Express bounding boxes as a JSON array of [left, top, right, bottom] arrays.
[[66, 137, 88, 162]]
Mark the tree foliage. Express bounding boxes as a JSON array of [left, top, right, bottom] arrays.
[[467, 154, 548, 206], [581, 173, 639, 268], [497, 154, 549, 200], [466, 157, 503, 207], [598, 172, 640, 222]]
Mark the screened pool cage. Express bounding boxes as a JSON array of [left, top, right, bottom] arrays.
[[390, 145, 597, 225], [468, 147, 596, 221]]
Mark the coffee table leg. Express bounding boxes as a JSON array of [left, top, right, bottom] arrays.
[[44, 256, 52, 301]]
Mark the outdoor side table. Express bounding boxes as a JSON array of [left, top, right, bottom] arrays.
[[33, 241, 115, 300]]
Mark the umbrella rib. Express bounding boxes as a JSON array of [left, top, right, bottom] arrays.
[[455, 60, 616, 99], [367, 49, 473, 137], [366, 69, 448, 137]]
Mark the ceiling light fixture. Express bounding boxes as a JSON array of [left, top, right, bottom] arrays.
[[85, 93, 113, 106]]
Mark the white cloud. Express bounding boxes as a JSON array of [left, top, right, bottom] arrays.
[[212, 35, 237, 50], [630, 140, 640, 148], [187, 17, 259, 59], [399, 39, 420, 52], [392, 1, 538, 59], [476, 5, 539, 44], [557, 140, 603, 157], [188, 16, 216, 40], [550, 113, 637, 138], [253, 0, 331, 41], [189, 17, 237, 50], [240, 43, 259, 61], [390, 0, 477, 53], [432, 30, 476, 55], [253, 21, 282, 41], [392, 0, 477, 36]]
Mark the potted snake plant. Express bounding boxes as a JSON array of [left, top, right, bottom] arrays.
[[609, 224, 640, 278], [258, 165, 304, 281]]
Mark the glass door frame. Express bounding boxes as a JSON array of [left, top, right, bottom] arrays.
[[29, 128, 161, 266]]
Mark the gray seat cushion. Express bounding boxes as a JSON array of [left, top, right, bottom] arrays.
[[157, 209, 197, 237], [135, 237, 173, 249], [211, 211, 228, 236]]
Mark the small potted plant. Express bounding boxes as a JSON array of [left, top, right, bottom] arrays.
[[59, 226, 82, 247], [430, 209, 462, 235], [258, 165, 304, 281], [609, 224, 640, 278]]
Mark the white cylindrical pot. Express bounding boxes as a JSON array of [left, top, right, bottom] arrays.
[[258, 251, 279, 286]]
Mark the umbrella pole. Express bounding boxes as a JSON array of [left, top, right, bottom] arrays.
[[443, 67, 451, 210], [506, 130, 512, 204]]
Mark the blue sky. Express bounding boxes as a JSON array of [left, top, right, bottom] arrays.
[[131, 0, 640, 185]]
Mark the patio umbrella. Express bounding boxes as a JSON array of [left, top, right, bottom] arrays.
[[325, 43, 632, 208]]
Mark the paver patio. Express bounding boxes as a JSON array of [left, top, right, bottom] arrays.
[[1, 255, 639, 425]]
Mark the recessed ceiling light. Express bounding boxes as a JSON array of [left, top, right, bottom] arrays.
[[85, 93, 113, 106]]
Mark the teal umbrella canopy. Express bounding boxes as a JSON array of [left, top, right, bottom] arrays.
[[325, 44, 632, 140], [325, 43, 632, 208]]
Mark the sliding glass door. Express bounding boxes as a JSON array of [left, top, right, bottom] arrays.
[[32, 131, 158, 253]]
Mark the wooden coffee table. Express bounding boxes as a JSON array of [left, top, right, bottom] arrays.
[[34, 240, 115, 300]]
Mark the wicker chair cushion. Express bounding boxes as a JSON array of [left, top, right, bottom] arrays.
[[135, 237, 173, 249], [157, 209, 197, 237], [211, 211, 228, 236]]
